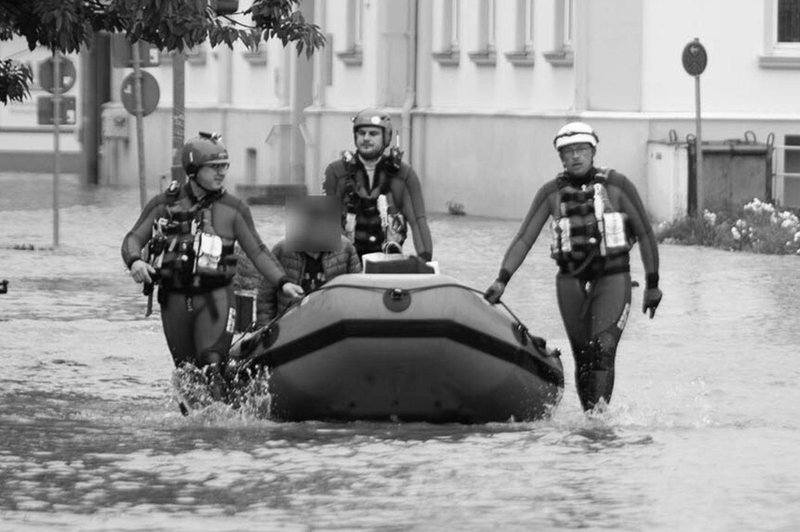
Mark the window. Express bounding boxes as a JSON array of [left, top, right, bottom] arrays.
[[432, 0, 460, 66], [760, 0, 800, 68], [469, 0, 496, 66], [337, 0, 363, 66], [543, 0, 574, 67], [782, 135, 800, 207], [778, 0, 800, 42], [506, 0, 535, 66]]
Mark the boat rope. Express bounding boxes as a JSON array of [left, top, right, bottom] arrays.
[[263, 281, 535, 338]]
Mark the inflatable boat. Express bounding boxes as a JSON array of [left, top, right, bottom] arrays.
[[231, 258, 563, 423]]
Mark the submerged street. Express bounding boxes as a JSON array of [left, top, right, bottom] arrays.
[[1, 173, 799, 531]]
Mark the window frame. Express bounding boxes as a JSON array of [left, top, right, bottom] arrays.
[[506, 0, 536, 66], [336, 0, 364, 66], [432, 0, 461, 66], [760, 0, 800, 68], [469, 0, 497, 66], [543, 0, 574, 67]]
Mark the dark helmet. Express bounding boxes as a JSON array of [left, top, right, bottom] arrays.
[[181, 131, 229, 177], [352, 109, 393, 148]]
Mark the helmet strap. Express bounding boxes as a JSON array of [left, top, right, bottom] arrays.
[[189, 174, 221, 197]]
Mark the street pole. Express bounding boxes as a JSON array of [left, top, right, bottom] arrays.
[[52, 52, 61, 248], [131, 43, 147, 208], [172, 52, 186, 184], [694, 74, 704, 214], [682, 38, 707, 216]]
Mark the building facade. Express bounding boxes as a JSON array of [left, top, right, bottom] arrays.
[[2, 0, 800, 219]]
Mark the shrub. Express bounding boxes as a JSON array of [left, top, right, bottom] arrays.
[[657, 198, 800, 255]]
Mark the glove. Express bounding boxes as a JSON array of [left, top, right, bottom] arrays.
[[484, 281, 506, 305], [642, 287, 663, 319]]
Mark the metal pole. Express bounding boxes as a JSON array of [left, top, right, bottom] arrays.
[[694, 74, 704, 214], [171, 52, 186, 183], [52, 52, 61, 248], [131, 43, 147, 208]]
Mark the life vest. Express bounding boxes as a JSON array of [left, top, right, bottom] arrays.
[[147, 181, 235, 292], [341, 152, 407, 255], [550, 169, 632, 271]]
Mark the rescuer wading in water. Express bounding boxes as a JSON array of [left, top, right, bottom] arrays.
[[484, 122, 662, 411], [122, 132, 303, 408]]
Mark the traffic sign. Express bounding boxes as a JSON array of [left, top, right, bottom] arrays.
[[111, 34, 160, 68], [682, 38, 708, 77], [121, 71, 160, 116], [37, 95, 77, 125], [38, 56, 76, 94]]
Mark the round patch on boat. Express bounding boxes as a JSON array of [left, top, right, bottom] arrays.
[[383, 288, 411, 312]]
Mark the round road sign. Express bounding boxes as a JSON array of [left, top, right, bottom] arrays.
[[120, 71, 160, 116], [682, 38, 708, 77], [38, 55, 77, 94]]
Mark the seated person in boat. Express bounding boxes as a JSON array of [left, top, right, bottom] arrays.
[[237, 196, 361, 325], [322, 109, 433, 261]]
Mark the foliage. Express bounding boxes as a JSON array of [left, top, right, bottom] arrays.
[[0, 57, 32, 104], [0, 0, 326, 103], [657, 198, 800, 255]]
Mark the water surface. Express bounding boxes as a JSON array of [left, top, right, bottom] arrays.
[[1, 174, 798, 531]]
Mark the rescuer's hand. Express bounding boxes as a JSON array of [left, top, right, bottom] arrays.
[[281, 282, 305, 300], [483, 281, 506, 305], [130, 260, 156, 285], [642, 288, 663, 319]]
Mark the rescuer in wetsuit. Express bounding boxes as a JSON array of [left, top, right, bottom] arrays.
[[323, 109, 433, 261], [122, 132, 304, 403], [484, 122, 663, 412]]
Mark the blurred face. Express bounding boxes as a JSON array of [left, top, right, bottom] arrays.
[[559, 143, 595, 177], [285, 196, 341, 253], [195, 161, 229, 191], [355, 126, 385, 160]]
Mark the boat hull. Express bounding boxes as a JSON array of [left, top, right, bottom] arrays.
[[234, 274, 564, 423]]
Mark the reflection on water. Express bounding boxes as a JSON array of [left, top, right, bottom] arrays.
[[1, 174, 799, 531]]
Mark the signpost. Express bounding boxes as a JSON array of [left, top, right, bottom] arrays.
[[37, 52, 76, 248], [119, 51, 160, 208], [682, 38, 708, 214]]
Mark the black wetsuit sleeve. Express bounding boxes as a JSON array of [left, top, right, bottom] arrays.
[[323, 163, 341, 197], [232, 199, 288, 287], [400, 167, 434, 259], [121, 194, 165, 269], [498, 182, 556, 282], [259, 242, 282, 323], [612, 173, 660, 277]]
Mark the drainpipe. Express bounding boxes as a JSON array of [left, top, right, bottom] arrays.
[[400, 0, 418, 162]]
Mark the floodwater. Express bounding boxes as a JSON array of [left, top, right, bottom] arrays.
[[1, 173, 799, 531]]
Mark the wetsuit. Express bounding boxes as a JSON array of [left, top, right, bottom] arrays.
[[122, 182, 288, 371], [323, 155, 433, 261], [497, 167, 659, 410]]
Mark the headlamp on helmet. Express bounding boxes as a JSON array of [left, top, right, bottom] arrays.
[[352, 109, 393, 148]]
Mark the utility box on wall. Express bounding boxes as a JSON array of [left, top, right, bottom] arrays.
[[688, 132, 773, 214], [646, 137, 689, 222], [647, 132, 774, 221]]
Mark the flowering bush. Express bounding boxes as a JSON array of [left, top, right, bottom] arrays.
[[657, 198, 800, 255]]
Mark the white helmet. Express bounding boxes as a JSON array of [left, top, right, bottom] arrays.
[[553, 122, 599, 151]]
